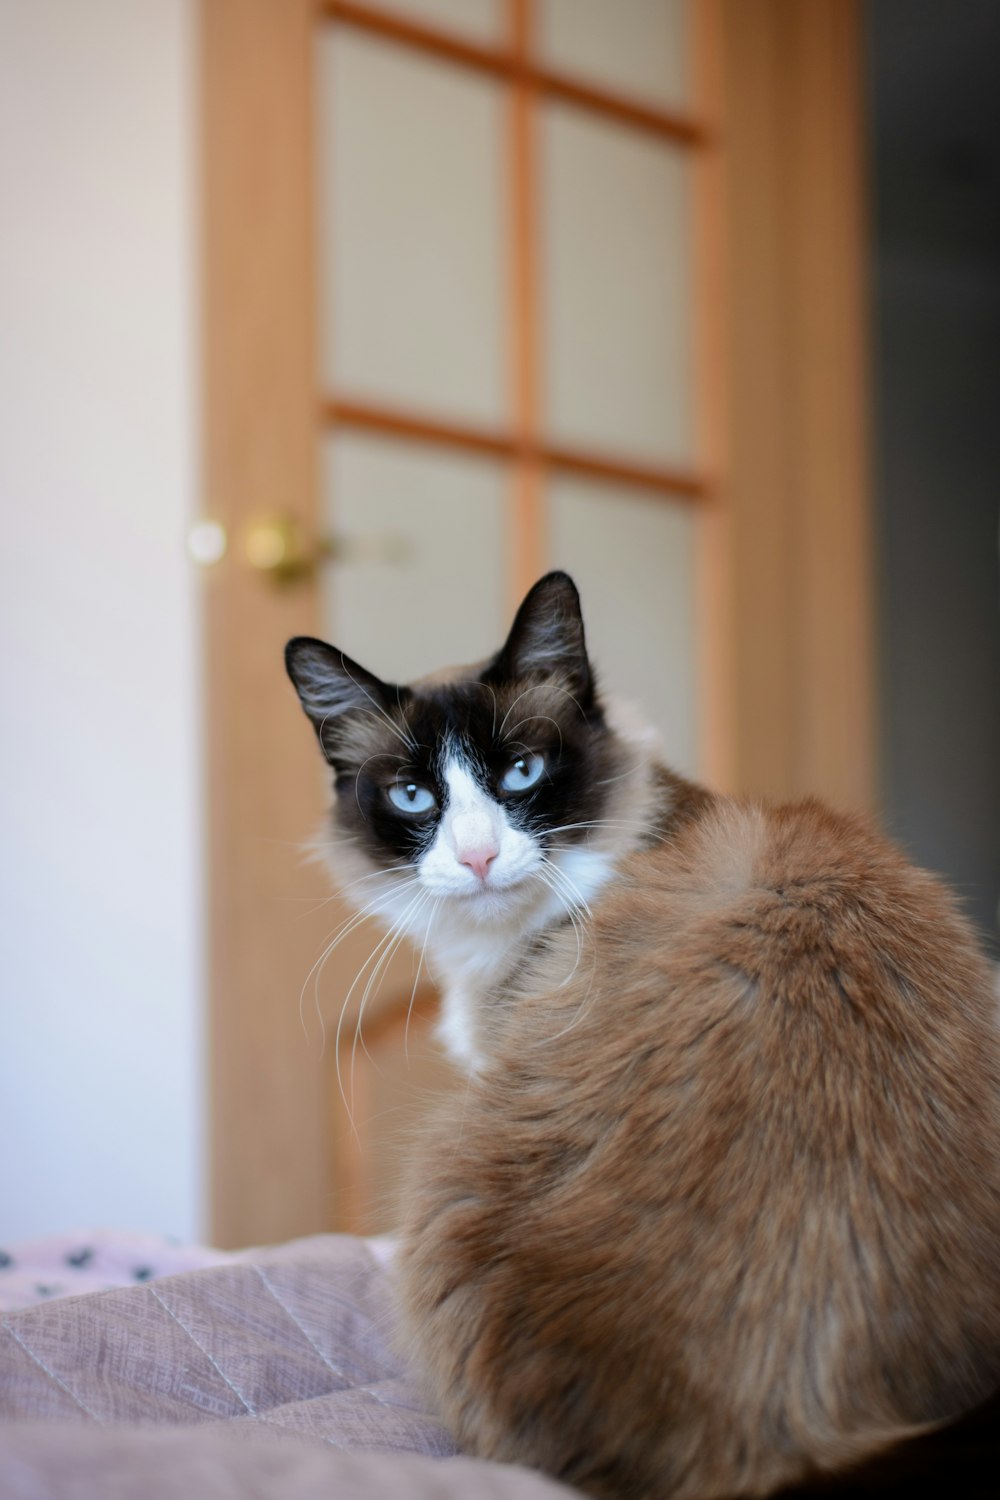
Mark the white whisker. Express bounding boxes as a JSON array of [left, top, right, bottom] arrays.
[[536, 865, 585, 987], [299, 891, 394, 1047], [333, 885, 430, 1140], [595, 763, 645, 786], [404, 896, 440, 1063], [542, 856, 594, 922], [288, 862, 414, 922], [354, 752, 410, 819], [502, 713, 564, 757], [541, 960, 599, 1047], [482, 682, 498, 739], [338, 658, 418, 753], [350, 889, 433, 1099], [298, 875, 417, 1054], [546, 818, 647, 838], [497, 686, 539, 741]]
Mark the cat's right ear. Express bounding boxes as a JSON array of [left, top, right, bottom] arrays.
[[284, 637, 393, 762], [489, 571, 594, 708]]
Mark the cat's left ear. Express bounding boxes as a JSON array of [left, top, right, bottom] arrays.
[[285, 636, 398, 761], [489, 571, 594, 708]]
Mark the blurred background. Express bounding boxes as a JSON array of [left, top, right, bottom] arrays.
[[1, 0, 997, 1249]]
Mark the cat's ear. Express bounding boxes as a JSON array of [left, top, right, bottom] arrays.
[[490, 571, 594, 706], [285, 636, 396, 760]]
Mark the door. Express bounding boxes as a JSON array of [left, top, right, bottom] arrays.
[[202, 0, 872, 1248]]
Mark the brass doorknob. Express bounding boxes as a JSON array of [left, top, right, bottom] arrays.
[[244, 514, 328, 584], [242, 513, 409, 587]]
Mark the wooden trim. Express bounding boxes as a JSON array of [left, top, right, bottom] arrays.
[[320, 0, 709, 148], [781, 0, 873, 810], [691, 0, 733, 793], [535, 66, 706, 145], [508, 0, 545, 604], [542, 442, 706, 500], [718, 0, 874, 810], [326, 397, 511, 460], [324, 396, 709, 500], [202, 0, 333, 1249], [322, 0, 508, 79]]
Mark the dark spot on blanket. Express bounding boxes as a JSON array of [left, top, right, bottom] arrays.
[[132, 1266, 154, 1282], [0, 1251, 13, 1269], [34, 1285, 58, 1298], [66, 1247, 94, 1268]]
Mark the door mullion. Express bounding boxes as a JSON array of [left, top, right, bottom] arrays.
[[508, 0, 546, 604]]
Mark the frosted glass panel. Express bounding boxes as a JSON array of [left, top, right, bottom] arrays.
[[318, 30, 507, 424], [541, 104, 693, 465], [539, 0, 689, 110], [373, 0, 503, 42], [549, 479, 698, 775], [321, 433, 507, 684]]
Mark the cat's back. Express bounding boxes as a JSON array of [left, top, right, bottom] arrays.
[[538, 795, 1000, 1286], [400, 791, 1000, 1499], [595, 791, 995, 1032], [514, 792, 999, 1101]]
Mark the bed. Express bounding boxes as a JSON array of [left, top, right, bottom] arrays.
[[0, 1230, 576, 1499]]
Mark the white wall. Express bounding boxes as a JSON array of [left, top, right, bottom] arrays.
[[0, 1, 202, 1240]]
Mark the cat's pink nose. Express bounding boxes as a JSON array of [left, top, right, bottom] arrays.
[[458, 846, 498, 882]]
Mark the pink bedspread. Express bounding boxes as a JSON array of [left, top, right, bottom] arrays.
[[0, 1230, 578, 1499], [0, 1228, 233, 1311]]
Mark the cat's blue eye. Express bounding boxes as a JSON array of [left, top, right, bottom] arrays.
[[500, 752, 545, 794], [387, 782, 437, 815]]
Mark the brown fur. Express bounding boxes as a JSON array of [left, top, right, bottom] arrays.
[[398, 779, 1000, 1499]]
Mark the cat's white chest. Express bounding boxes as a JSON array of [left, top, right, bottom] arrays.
[[436, 983, 483, 1069], [428, 843, 617, 1071]]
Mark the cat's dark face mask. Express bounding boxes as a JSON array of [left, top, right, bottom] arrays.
[[284, 572, 627, 881]]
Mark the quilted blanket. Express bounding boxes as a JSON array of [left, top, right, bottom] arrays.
[[0, 1232, 577, 1499]]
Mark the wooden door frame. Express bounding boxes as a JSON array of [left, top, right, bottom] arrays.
[[715, 0, 874, 809], [202, 0, 327, 1248], [201, 0, 872, 1248]]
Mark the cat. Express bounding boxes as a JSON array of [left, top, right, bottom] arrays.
[[285, 571, 1000, 1499]]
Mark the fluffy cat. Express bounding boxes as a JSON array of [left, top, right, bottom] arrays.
[[285, 571, 1000, 1499]]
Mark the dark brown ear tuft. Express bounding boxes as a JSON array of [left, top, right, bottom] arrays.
[[486, 572, 594, 709], [285, 637, 398, 760]]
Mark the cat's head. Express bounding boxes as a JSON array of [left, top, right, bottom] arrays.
[[285, 572, 650, 926]]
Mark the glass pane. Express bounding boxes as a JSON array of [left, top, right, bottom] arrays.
[[548, 478, 698, 776], [373, 0, 503, 43], [320, 432, 508, 684], [540, 104, 694, 466], [538, 0, 689, 110], [317, 29, 508, 424]]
